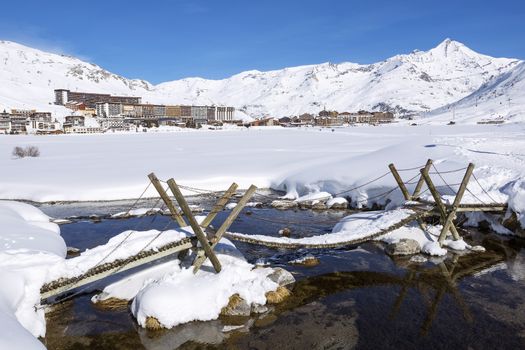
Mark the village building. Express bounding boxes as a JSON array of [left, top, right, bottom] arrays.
[[68, 126, 104, 134], [165, 105, 181, 118], [98, 116, 127, 130], [371, 111, 395, 123], [0, 110, 11, 134], [55, 89, 141, 109], [64, 101, 86, 111], [9, 115, 28, 134], [251, 117, 278, 127], [65, 115, 85, 127], [215, 106, 234, 122], [95, 102, 123, 118]]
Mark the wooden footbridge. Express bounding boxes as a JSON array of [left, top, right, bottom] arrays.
[[40, 160, 508, 301]]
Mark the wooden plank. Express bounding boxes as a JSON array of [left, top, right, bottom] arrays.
[[455, 206, 507, 212], [413, 159, 433, 199], [41, 239, 194, 300], [148, 173, 186, 227], [167, 178, 222, 273], [200, 182, 238, 228], [192, 185, 257, 273], [389, 163, 411, 200]]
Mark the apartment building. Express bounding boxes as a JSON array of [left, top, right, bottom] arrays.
[[55, 89, 141, 108]]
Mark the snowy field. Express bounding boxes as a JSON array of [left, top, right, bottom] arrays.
[[0, 124, 524, 212]]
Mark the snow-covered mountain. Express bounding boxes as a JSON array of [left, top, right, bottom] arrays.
[[427, 61, 525, 123], [0, 39, 521, 119]]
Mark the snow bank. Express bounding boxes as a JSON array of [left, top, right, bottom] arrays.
[[0, 201, 66, 350], [230, 209, 415, 246], [130, 239, 278, 328], [503, 179, 525, 227]]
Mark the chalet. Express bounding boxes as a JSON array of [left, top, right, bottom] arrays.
[[251, 117, 277, 127], [298, 113, 315, 125], [316, 110, 342, 126]]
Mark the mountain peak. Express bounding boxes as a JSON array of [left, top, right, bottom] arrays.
[[430, 38, 470, 57]]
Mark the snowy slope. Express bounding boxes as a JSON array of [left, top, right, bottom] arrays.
[[425, 61, 525, 124], [0, 39, 520, 119]]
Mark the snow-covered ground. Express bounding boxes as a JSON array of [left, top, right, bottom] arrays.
[[0, 124, 524, 224]]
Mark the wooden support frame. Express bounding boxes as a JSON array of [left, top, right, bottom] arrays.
[[389, 159, 433, 201], [167, 178, 222, 273], [200, 183, 239, 228], [148, 173, 186, 227], [192, 185, 257, 273], [420, 163, 475, 245], [390, 159, 434, 233]]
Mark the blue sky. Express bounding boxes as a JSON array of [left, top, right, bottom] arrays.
[[0, 0, 523, 83]]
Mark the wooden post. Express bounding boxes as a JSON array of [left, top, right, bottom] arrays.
[[167, 178, 222, 273], [192, 185, 257, 273], [200, 182, 238, 228], [437, 163, 474, 243], [420, 167, 461, 244], [148, 173, 186, 227], [412, 159, 433, 199], [389, 163, 411, 200]]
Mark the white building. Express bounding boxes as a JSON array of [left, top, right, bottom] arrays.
[[96, 102, 123, 118]]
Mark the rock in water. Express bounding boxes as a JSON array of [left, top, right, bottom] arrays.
[[221, 294, 251, 317], [386, 239, 421, 256], [271, 200, 298, 210], [265, 286, 291, 304], [279, 227, 292, 237], [267, 267, 296, 287]]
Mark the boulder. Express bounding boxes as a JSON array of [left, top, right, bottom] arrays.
[[279, 227, 292, 237], [502, 212, 525, 237], [385, 239, 421, 256], [220, 294, 251, 317], [265, 286, 290, 304], [267, 267, 296, 287]]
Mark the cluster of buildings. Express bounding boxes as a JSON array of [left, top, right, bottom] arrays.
[[56, 89, 235, 131], [0, 109, 61, 134], [0, 89, 237, 135], [252, 110, 395, 127], [0, 89, 396, 135]]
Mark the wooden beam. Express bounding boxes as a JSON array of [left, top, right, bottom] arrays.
[[389, 163, 411, 200], [193, 185, 257, 273], [420, 167, 461, 244], [167, 178, 222, 273], [437, 163, 474, 243], [41, 239, 194, 300], [200, 182, 238, 228], [413, 159, 433, 199], [148, 173, 186, 227]]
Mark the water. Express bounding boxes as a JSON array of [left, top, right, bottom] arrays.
[[37, 198, 525, 349]]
